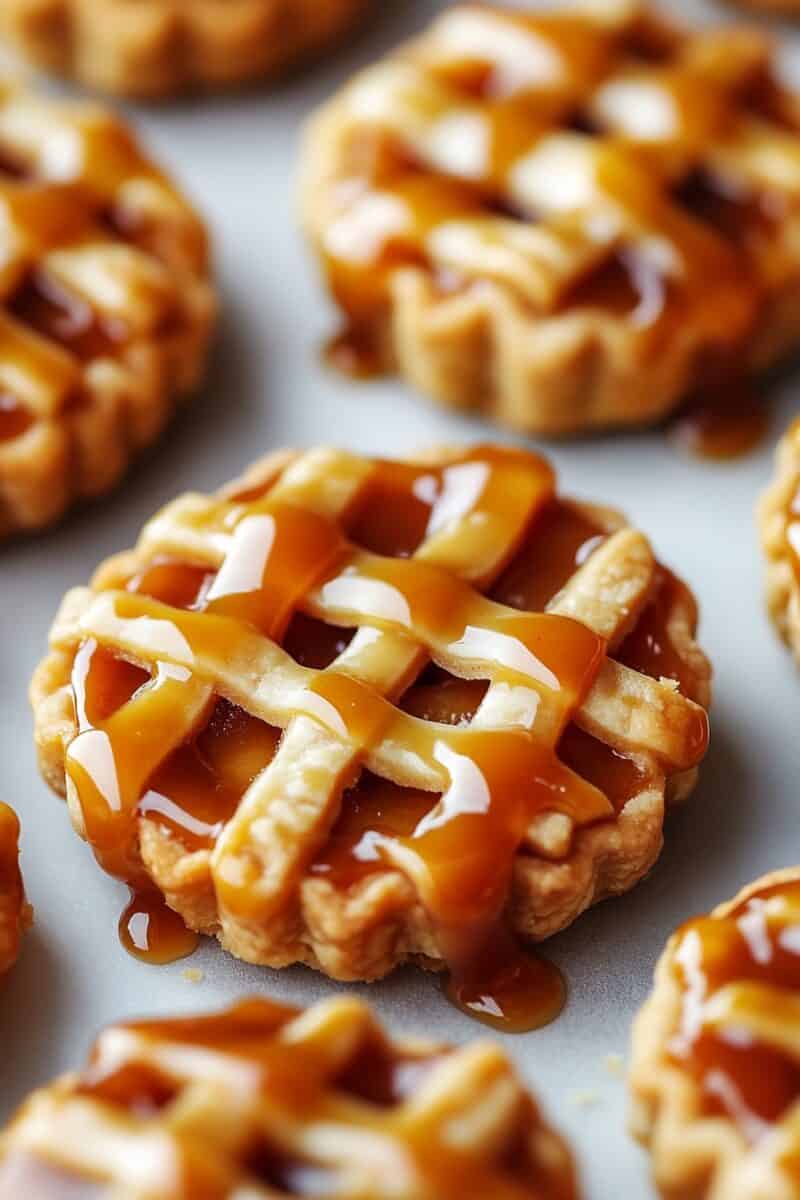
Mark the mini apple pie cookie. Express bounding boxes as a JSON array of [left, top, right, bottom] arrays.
[[0, 995, 580, 1199], [630, 867, 800, 1200], [0, 802, 30, 975], [31, 445, 710, 1025], [0, 81, 215, 539], [302, 3, 800, 436], [759, 418, 800, 664], [1, 0, 369, 100]]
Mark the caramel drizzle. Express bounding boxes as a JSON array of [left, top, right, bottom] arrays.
[[59, 446, 707, 1022], [66, 449, 610, 985], [1, 997, 578, 1200], [320, 5, 766, 369], [670, 876, 800, 1143]]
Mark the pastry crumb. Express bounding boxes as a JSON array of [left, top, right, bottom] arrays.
[[570, 1089, 599, 1110], [182, 968, 204, 984]]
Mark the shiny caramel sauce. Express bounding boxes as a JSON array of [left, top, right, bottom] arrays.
[[9, 271, 126, 361], [118, 888, 198, 965], [0, 393, 33, 443], [444, 922, 566, 1033], [670, 380, 768, 462], [670, 878, 800, 1141], [65, 449, 704, 1028]]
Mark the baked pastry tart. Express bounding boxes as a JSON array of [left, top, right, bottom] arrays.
[[630, 867, 800, 1200], [759, 418, 800, 664], [301, 2, 800, 436], [0, 80, 215, 539], [30, 444, 710, 1025], [1, 0, 369, 100], [0, 994, 580, 1199], [0, 802, 30, 975]]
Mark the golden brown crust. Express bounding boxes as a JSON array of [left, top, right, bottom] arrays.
[[630, 867, 800, 1200], [759, 419, 800, 663], [0, 80, 216, 538], [0, 803, 31, 976], [1, 0, 369, 99], [0, 995, 581, 1199], [301, 2, 800, 436], [30, 445, 711, 982]]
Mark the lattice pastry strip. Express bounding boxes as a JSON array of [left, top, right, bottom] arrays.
[[0, 80, 216, 537], [0, 0, 370, 100], [301, 2, 800, 435], [31, 444, 710, 989], [630, 867, 800, 1200], [0, 996, 581, 1199]]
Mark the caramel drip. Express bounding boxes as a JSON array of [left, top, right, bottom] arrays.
[[10, 271, 126, 361], [670, 372, 768, 462], [670, 878, 800, 1141], [119, 888, 198, 965], [63, 449, 702, 1026], [0, 393, 33, 443]]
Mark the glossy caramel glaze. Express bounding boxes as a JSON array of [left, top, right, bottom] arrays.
[[118, 888, 199, 965], [9, 272, 127, 363], [62, 446, 707, 1023], [0, 996, 580, 1200], [311, 5, 791, 455], [670, 876, 800, 1142]]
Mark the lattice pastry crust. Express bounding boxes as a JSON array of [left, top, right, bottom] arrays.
[[301, 1, 800, 436], [0, 802, 30, 976], [0, 80, 216, 538], [0, 995, 580, 1199], [1, 0, 369, 100], [630, 867, 800, 1200], [759, 419, 800, 664], [30, 444, 711, 982]]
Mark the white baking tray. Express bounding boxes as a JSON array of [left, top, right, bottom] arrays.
[[2, 3, 800, 1196]]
